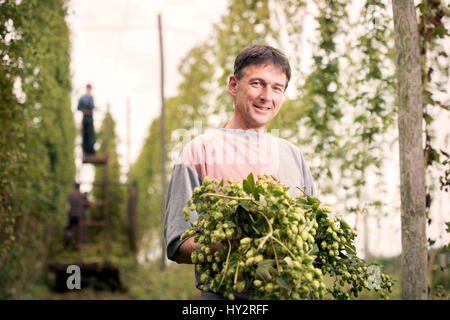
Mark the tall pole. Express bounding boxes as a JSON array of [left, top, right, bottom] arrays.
[[104, 104, 110, 263], [392, 0, 427, 299], [158, 13, 167, 271]]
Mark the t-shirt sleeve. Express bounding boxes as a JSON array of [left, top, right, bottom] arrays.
[[278, 138, 317, 198], [163, 163, 202, 261], [294, 145, 316, 197], [299, 151, 316, 197]]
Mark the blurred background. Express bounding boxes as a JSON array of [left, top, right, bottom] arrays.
[[0, 0, 448, 299]]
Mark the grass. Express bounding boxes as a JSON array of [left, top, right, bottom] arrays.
[[17, 249, 449, 300], [122, 260, 200, 300], [17, 259, 200, 300], [356, 250, 449, 300]]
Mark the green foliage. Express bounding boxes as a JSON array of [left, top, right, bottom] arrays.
[[214, 0, 276, 117], [417, 0, 450, 227], [131, 44, 216, 247], [336, 0, 396, 227], [296, 0, 348, 183], [123, 262, 200, 300], [181, 173, 393, 300], [91, 113, 132, 267], [131, 116, 162, 241], [49, 113, 134, 267], [0, 0, 75, 298], [176, 45, 215, 126]]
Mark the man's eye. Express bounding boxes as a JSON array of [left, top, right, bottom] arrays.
[[252, 81, 264, 87], [273, 86, 283, 93]]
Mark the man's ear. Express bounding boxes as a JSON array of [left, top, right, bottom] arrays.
[[228, 75, 238, 96]]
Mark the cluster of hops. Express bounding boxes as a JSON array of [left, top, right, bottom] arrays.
[[180, 173, 394, 300]]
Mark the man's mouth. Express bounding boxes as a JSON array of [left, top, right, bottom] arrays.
[[253, 104, 271, 111]]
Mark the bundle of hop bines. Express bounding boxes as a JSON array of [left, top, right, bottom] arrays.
[[180, 173, 393, 300]]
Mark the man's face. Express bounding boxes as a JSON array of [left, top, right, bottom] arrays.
[[228, 63, 287, 131]]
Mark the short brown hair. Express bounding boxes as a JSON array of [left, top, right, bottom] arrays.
[[234, 44, 291, 88]]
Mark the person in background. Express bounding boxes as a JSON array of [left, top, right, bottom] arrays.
[[77, 84, 96, 155], [64, 183, 85, 245]]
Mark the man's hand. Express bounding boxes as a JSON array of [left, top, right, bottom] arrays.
[[174, 237, 225, 264]]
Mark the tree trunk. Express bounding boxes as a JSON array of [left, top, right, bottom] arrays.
[[391, 0, 428, 300]]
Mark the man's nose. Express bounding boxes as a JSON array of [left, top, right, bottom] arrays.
[[260, 85, 272, 101]]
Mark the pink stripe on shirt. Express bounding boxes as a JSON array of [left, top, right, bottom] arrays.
[[178, 129, 278, 182]]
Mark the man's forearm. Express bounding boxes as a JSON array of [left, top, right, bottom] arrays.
[[173, 237, 202, 264], [173, 237, 224, 264]]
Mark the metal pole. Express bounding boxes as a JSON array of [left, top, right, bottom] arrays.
[[158, 13, 167, 271]]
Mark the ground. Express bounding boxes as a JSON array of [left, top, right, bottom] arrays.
[[17, 251, 448, 300]]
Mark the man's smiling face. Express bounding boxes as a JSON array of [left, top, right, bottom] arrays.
[[228, 63, 287, 132]]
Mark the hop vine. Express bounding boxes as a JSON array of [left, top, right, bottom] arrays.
[[181, 173, 394, 300]]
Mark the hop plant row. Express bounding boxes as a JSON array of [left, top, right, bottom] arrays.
[[180, 173, 394, 300]]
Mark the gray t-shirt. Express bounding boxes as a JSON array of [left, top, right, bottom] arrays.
[[163, 128, 316, 299]]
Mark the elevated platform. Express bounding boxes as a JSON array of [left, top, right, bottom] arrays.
[[82, 154, 108, 164]]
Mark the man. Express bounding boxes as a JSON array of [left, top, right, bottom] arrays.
[[77, 84, 96, 155], [163, 45, 316, 299], [65, 183, 85, 245]]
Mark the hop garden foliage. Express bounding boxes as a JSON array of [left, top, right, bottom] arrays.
[[181, 173, 394, 300], [0, 0, 75, 298]]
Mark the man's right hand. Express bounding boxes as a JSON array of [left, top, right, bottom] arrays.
[[174, 237, 225, 264]]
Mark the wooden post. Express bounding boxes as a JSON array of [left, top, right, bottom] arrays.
[[391, 0, 428, 299], [158, 13, 167, 271], [103, 110, 110, 263]]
